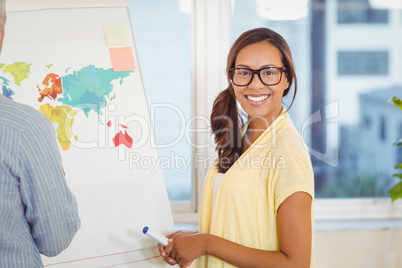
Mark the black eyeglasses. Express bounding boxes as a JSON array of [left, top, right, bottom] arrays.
[[229, 67, 287, 86]]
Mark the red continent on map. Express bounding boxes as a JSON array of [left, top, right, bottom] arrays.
[[112, 131, 133, 148]]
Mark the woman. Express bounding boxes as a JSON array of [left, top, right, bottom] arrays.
[[159, 27, 314, 268]]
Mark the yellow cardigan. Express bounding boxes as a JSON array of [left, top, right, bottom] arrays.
[[196, 109, 315, 267]]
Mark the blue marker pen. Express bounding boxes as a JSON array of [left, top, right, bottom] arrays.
[[142, 226, 169, 247]]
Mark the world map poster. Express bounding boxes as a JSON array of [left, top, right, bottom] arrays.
[[1, 2, 173, 267], [1, 63, 133, 150]]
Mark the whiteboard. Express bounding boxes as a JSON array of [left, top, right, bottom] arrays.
[[1, 1, 174, 267]]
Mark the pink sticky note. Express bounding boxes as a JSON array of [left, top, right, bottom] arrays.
[[108, 47, 136, 72]]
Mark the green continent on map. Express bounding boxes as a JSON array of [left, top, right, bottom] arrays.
[[59, 65, 132, 117], [40, 104, 77, 151], [2, 62, 31, 86]]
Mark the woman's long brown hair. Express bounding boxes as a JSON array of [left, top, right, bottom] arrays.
[[211, 27, 297, 173]]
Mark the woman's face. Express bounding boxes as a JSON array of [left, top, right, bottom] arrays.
[[233, 41, 289, 123]]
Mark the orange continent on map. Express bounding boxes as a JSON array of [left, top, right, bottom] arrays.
[[37, 73, 63, 102]]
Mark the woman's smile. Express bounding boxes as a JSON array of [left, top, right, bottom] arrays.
[[245, 94, 270, 104]]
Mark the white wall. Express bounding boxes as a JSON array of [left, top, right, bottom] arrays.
[[315, 227, 402, 267]]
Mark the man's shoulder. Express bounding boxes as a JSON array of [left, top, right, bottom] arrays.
[[0, 95, 43, 129]]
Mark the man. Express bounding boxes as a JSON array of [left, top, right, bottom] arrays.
[[0, 1, 80, 267]]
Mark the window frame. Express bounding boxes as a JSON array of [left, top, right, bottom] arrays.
[[172, 0, 232, 221]]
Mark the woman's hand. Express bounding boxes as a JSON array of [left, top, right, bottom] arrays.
[[164, 232, 211, 267], [157, 230, 198, 266]]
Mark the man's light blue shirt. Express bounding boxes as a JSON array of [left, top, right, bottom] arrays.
[[0, 94, 80, 267]]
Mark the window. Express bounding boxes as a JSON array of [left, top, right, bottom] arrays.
[[362, 115, 371, 129], [338, 51, 389, 75], [128, 0, 192, 202], [380, 116, 387, 142], [337, 0, 388, 24]]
